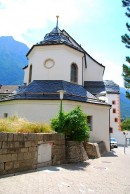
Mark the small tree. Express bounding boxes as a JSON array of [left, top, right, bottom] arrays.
[[121, 118, 130, 131], [121, 0, 130, 99], [51, 106, 90, 142]]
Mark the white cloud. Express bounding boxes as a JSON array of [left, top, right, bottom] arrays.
[[0, 0, 101, 46]]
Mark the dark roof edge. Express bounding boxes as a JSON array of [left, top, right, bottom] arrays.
[[62, 29, 105, 68], [0, 98, 111, 107], [26, 42, 84, 57]]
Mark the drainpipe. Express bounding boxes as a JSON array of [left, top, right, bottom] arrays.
[[82, 53, 87, 86], [82, 56, 84, 86], [109, 107, 111, 151]]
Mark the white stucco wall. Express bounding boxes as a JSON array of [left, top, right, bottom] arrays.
[[0, 100, 110, 151], [111, 131, 130, 145], [24, 45, 84, 85], [83, 55, 104, 82], [106, 93, 121, 133]]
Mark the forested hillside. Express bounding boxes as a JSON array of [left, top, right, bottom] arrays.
[[0, 36, 29, 85]]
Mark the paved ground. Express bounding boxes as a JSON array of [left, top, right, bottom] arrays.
[[0, 146, 130, 194]]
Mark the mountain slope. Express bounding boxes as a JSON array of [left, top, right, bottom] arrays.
[[0, 36, 29, 85], [120, 87, 130, 119]]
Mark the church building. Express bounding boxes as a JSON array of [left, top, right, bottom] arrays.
[[0, 17, 121, 150]]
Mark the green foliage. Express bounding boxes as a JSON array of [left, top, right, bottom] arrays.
[[0, 116, 53, 133], [0, 36, 29, 85], [51, 110, 66, 133], [121, 118, 130, 131], [121, 1, 130, 99], [51, 106, 90, 142]]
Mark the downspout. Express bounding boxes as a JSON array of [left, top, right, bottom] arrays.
[[82, 56, 84, 86], [82, 53, 87, 86], [109, 106, 112, 151]]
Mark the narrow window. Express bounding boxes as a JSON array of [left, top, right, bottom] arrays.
[[4, 113, 8, 118], [112, 100, 116, 105], [115, 118, 118, 122], [29, 64, 32, 83], [113, 108, 116, 113], [70, 63, 78, 83], [87, 116, 93, 131], [109, 127, 113, 133]]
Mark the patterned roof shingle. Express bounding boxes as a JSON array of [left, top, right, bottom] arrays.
[[84, 80, 120, 95], [1, 80, 108, 106]]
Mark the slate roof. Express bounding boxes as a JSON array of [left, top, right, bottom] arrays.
[[1, 80, 108, 106], [84, 80, 120, 95], [26, 21, 84, 57]]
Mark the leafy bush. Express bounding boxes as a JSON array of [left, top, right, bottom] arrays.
[[0, 116, 53, 133], [121, 118, 130, 131], [51, 106, 90, 142]]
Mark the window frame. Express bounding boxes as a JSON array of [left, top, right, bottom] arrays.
[[87, 115, 93, 131], [29, 64, 32, 83], [70, 63, 78, 83]]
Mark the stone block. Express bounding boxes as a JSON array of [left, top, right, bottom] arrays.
[[7, 133, 14, 141], [0, 149, 7, 154], [0, 162, 4, 171], [24, 152, 32, 160], [25, 141, 32, 148], [13, 134, 18, 141], [66, 141, 88, 163], [31, 141, 37, 147], [30, 151, 36, 159], [54, 140, 65, 145], [37, 134, 43, 141], [2, 141, 9, 149], [19, 141, 25, 147], [0, 133, 7, 141], [7, 148, 19, 154], [19, 159, 33, 168], [5, 162, 13, 171], [29, 147, 36, 152], [14, 161, 19, 169], [25, 133, 36, 141], [38, 140, 44, 144], [15, 142, 20, 148], [21, 148, 28, 153], [9, 142, 15, 148], [0, 154, 12, 162], [12, 154, 17, 161], [17, 133, 24, 141], [43, 134, 50, 141], [17, 153, 24, 161], [0, 142, 2, 148]]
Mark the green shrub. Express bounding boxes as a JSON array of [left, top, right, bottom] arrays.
[[0, 116, 53, 133], [121, 118, 130, 131], [51, 106, 90, 142], [51, 111, 66, 133]]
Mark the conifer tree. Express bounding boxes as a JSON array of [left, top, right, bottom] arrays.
[[121, 0, 130, 99]]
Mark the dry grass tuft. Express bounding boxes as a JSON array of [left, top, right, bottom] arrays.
[[0, 116, 54, 133]]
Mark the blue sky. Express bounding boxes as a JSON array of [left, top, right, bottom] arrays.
[[0, 0, 129, 87]]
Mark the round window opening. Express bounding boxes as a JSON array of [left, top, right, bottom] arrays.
[[44, 59, 55, 69]]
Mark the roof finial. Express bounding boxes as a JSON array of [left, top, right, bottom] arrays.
[[56, 15, 59, 28]]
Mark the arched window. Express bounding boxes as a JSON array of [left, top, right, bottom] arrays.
[[29, 64, 32, 83], [70, 63, 78, 83]]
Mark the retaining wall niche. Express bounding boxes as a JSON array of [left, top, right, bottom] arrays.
[[0, 133, 65, 175]]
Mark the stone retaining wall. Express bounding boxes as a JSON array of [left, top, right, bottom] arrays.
[[0, 133, 65, 175]]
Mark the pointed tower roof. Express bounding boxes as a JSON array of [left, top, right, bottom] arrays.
[[26, 17, 84, 57], [38, 16, 74, 46]]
